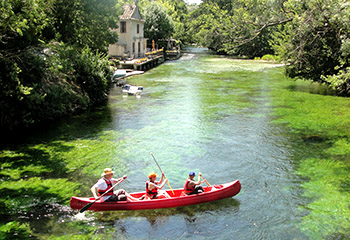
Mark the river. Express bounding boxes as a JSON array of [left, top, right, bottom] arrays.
[[1, 48, 349, 239]]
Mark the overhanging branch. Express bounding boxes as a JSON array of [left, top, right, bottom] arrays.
[[230, 17, 293, 48]]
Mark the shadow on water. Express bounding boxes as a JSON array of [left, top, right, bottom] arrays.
[[0, 104, 114, 225], [92, 198, 241, 237], [0, 141, 76, 216], [95, 197, 240, 223], [0, 104, 113, 146], [0, 142, 72, 178], [286, 81, 336, 96], [29, 198, 240, 238], [300, 135, 329, 143]]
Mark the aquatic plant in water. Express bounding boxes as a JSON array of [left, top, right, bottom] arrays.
[[270, 74, 350, 239], [0, 130, 126, 238]]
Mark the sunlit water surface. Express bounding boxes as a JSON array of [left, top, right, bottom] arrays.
[[4, 48, 350, 240]]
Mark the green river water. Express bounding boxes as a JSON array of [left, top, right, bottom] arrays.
[[1, 48, 350, 239]]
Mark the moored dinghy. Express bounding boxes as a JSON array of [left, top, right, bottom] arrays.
[[122, 84, 143, 96], [70, 180, 241, 211]]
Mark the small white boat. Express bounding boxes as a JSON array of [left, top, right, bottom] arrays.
[[122, 84, 143, 96], [125, 70, 144, 77], [112, 69, 127, 79], [112, 70, 127, 86]]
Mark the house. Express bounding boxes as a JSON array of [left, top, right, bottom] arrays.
[[108, 3, 147, 59]]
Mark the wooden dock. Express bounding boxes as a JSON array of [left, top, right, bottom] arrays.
[[118, 55, 164, 71]]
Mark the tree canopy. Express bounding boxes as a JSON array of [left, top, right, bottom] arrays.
[[185, 0, 350, 94], [52, 0, 118, 52], [0, 0, 119, 131], [274, 0, 350, 94], [143, 1, 175, 42]]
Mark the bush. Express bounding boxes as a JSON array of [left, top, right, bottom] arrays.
[[0, 44, 112, 131], [109, 59, 120, 67], [261, 54, 279, 61], [72, 47, 112, 104], [322, 67, 350, 95]]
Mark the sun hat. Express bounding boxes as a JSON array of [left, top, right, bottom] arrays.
[[101, 168, 115, 176], [189, 171, 196, 176], [148, 172, 158, 179]]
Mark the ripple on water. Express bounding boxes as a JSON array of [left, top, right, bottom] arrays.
[[5, 47, 342, 239]]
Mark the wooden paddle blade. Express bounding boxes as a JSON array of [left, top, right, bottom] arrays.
[[205, 180, 211, 186], [79, 201, 94, 213], [166, 180, 175, 195], [201, 175, 211, 186]]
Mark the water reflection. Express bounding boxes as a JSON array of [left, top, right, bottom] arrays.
[[286, 80, 336, 96], [98, 198, 240, 239]]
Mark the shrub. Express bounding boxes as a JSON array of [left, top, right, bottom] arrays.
[[322, 67, 350, 95], [0, 44, 112, 131], [261, 54, 279, 61]]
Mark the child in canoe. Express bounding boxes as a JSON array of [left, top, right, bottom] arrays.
[[140, 172, 168, 200]]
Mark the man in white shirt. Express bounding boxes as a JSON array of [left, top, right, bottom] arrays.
[[90, 168, 127, 202]]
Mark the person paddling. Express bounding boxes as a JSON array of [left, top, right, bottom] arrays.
[[184, 171, 205, 195], [142, 172, 168, 199], [91, 168, 129, 202]]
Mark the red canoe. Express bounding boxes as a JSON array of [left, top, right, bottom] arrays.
[[70, 180, 241, 211]]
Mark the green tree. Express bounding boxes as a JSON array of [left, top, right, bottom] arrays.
[[187, 2, 228, 53], [143, 1, 175, 42], [0, 0, 54, 128], [160, 0, 189, 44], [52, 0, 119, 52], [0, 0, 53, 50], [187, 0, 350, 95], [139, 0, 189, 43], [273, 0, 350, 94], [188, 0, 292, 57], [0, 0, 117, 130]]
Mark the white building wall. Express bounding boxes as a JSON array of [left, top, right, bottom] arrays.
[[108, 44, 126, 57], [108, 18, 147, 58]]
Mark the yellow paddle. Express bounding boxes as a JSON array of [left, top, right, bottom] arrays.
[[150, 152, 175, 195], [200, 174, 211, 186]]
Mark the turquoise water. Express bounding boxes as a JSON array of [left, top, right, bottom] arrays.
[[1, 48, 349, 239]]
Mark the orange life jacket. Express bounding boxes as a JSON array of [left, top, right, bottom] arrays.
[[98, 178, 114, 196], [184, 178, 195, 194], [146, 180, 158, 198]]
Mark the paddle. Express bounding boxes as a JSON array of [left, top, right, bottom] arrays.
[[79, 178, 125, 213], [150, 152, 175, 195], [200, 174, 211, 186]]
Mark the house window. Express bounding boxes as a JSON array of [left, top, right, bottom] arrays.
[[138, 42, 140, 53], [132, 42, 135, 53], [120, 21, 126, 33], [137, 24, 139, 34]]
